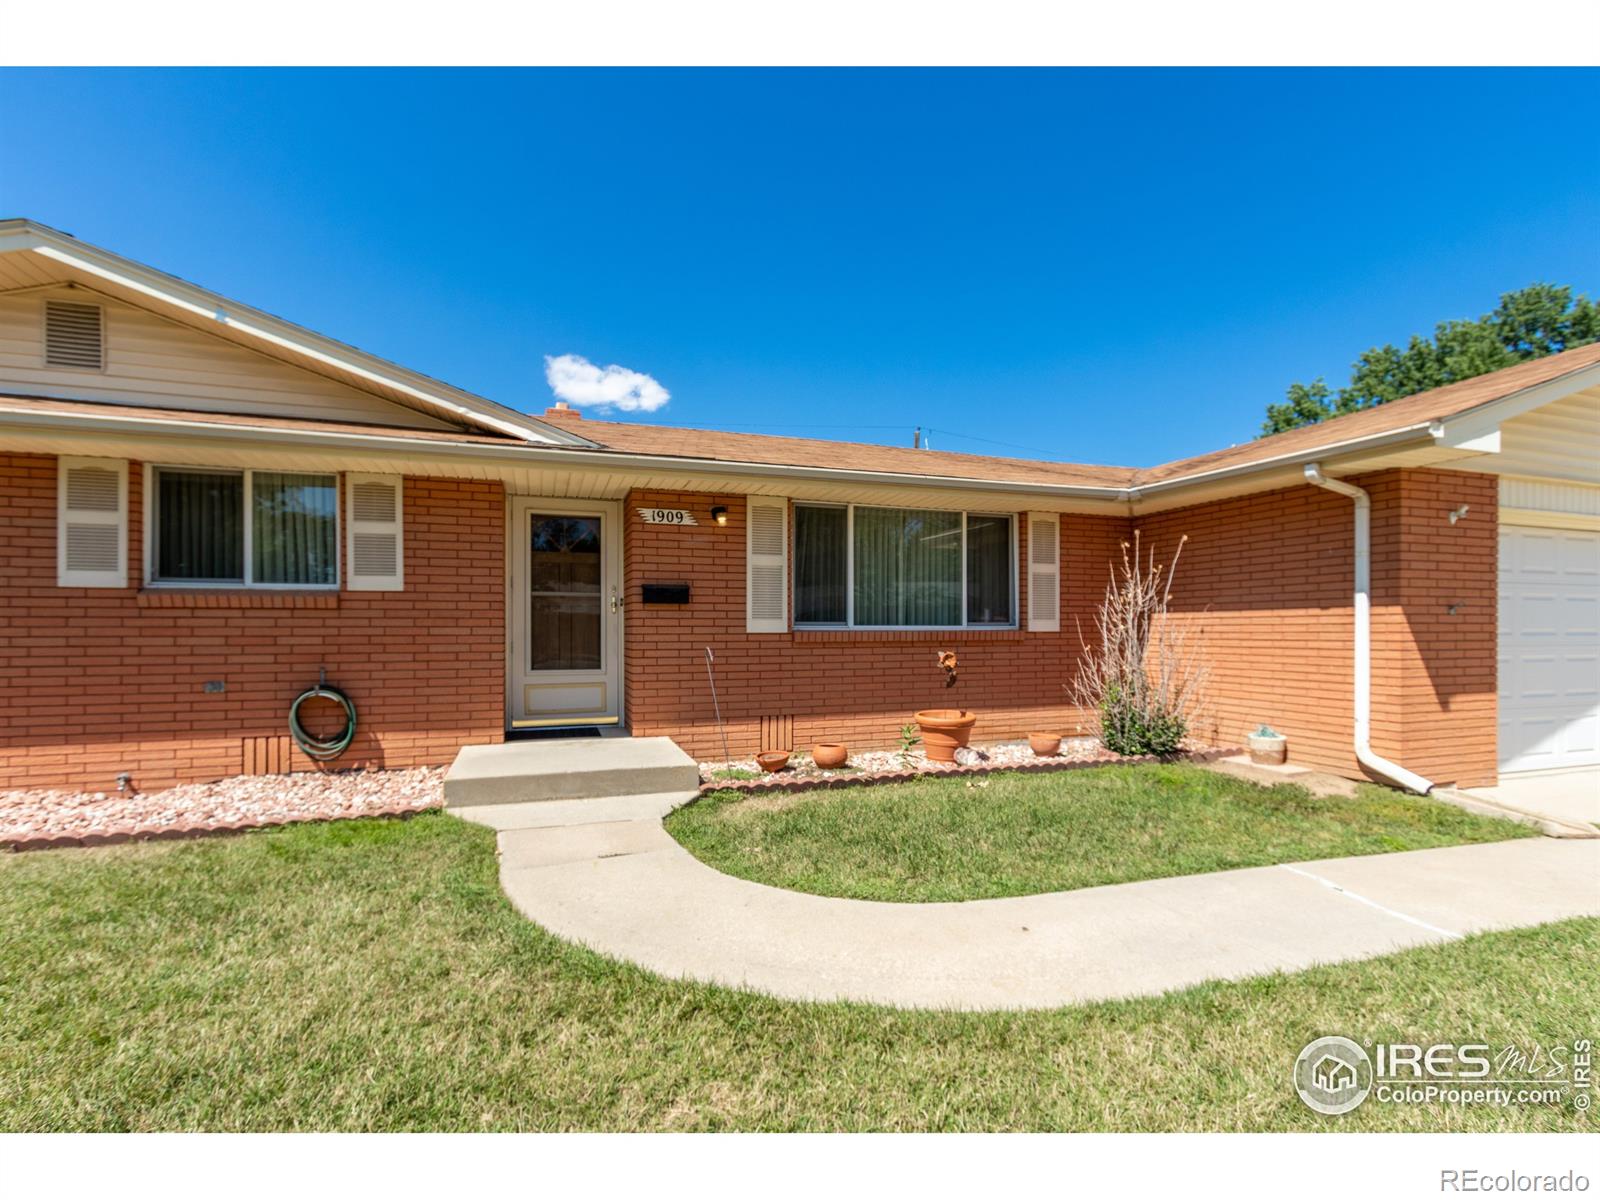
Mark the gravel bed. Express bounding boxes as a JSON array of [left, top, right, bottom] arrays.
[[700, 738, 1112, 782], [1, 766, 444, 849], [698, 738, 1233, 795]]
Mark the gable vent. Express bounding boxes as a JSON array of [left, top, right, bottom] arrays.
[[44, 301, 105, 370]]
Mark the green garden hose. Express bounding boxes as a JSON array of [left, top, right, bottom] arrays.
[[288, 684, 357, 762]]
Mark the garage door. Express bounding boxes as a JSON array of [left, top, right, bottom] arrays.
[[1498, 525, 1600, 772]]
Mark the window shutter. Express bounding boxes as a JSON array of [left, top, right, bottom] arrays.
[[57, 457, 127, 587], [44, 300, 105, 370], [346, 474, 403, 591], [1026, 512, 1060, 632], [746, 497, 788, 633]]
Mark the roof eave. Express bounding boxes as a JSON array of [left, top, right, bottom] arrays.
[[0, 403, 1132, 497], [0, 218, 600, 450]]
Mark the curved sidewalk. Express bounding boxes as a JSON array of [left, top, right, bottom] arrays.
[[459, 796, 1600, 1011]]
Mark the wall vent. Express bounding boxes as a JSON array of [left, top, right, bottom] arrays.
[[44, 300, 105, 370]]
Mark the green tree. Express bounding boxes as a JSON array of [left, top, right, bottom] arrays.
[[1261, 284, 1600, 436]]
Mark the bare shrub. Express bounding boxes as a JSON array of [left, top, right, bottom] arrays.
[[1069, 531, 1209, 756]]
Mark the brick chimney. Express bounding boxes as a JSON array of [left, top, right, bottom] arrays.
[[543, 400, 581, 420]]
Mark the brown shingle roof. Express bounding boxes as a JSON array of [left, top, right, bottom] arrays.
[[537, 411, 1137, 488], [1133, 341, 1600, 487], [543, 342, 1600, 491], [8, 341, 1598, 496]]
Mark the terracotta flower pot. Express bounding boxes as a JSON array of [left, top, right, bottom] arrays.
[[914, 709, 977, 763], [811, 743, 848, 769], [756, 750, 791, 773], [1027, 732, 1062, 757]]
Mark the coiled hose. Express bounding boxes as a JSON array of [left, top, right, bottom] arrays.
[[289, 684, 357, 762]]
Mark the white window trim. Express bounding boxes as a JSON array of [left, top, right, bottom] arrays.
[[143, 464, 341, 590], [793, 502, 1020, 631], [57, 456, 128, 588]]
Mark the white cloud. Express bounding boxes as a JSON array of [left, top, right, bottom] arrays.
[[543, 353, 670, 413]]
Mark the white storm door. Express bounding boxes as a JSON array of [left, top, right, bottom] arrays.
[[1498, 525, 1600, 772], [509, 498, 622, 726]]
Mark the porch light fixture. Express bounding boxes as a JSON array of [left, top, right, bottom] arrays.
[[711, 506, 728, 526]]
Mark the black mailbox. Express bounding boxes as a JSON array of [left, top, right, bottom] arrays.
[[642, 583, 691, 605]]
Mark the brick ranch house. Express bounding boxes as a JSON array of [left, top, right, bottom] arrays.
[[2, 219, 1596, 794]]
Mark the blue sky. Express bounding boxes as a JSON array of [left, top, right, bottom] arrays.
[[1, 68, 1594, 465]]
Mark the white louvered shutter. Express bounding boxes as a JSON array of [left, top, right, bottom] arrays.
[[346, 474, 403, 591], [57, 457, 127, 587], [44, 300, 105, 369], [746, 498, 788, 633], [1027, 512, 1061, 632]]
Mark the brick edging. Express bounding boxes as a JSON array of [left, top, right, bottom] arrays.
[[1, 803, 439, 854], [697, 746, 1243, 797]]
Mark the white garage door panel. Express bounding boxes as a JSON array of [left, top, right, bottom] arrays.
[[1499, 526, 1600, 772]]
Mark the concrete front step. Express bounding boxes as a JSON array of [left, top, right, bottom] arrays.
[[450, 792, 697, 831], [443, 737, 700, 807]]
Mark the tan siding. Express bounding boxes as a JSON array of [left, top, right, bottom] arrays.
[[1489, 387, 1600, 484], [0, 287, 458, 430]]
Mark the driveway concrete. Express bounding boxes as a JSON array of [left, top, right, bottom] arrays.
[[1465, 768, 1599, 831], [462, 801, 1600, 1012]]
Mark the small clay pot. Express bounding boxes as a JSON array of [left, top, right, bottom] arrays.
[[811, 743, 848, 769], [755, 750, 791, 773], [1027, 732, 1062, 757]]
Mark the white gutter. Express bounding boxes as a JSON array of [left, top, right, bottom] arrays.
[[1303, 462, 1434, 795]]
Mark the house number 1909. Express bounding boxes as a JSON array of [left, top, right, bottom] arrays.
[[637, 508, 698, 526]]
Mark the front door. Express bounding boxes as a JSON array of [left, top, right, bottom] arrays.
[[509, 498, 622, 727]]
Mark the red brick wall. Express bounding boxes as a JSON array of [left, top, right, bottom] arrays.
[[1135, 469, 1498, 787], [622, 488, 1130, 759], [2, 455, 1499, 792], [0, 453, 505, 790]]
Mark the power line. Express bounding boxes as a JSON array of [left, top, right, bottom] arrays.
[[923, 426, 1062, 456]]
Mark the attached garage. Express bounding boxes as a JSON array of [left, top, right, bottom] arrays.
[[1498, 521, 1600, 772]]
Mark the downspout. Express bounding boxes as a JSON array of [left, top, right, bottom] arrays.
[[1303, 463, 1434, 795]]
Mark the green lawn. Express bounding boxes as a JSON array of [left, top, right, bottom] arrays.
[[665, 763, 1534, 902], [0, 812, 1590, 1132]]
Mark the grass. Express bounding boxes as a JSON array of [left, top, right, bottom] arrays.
[[0, 812, 1590, 1132], [665, 763, 1535, 902]]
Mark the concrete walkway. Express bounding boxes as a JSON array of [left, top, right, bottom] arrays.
[[455, 797, 1600, 1012], [1464, 767, 1599, 832]]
